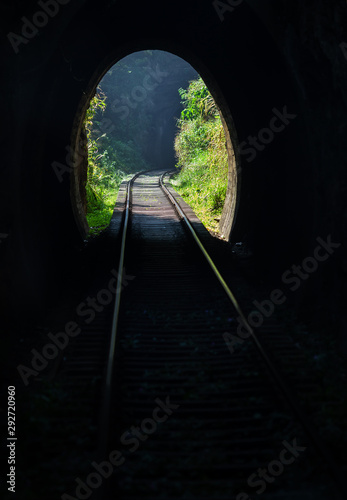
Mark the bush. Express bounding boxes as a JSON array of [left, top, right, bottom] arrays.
[[83, 90, 151, 237], [173, 78, 228, 234]]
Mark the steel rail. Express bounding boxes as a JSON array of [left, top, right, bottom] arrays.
[[98, 172, 139, 457], [160, 170, 346, 499]]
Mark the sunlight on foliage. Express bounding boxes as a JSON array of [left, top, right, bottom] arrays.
[[84, 90, 121, 236], [84, 74, 153, 237], [173, 77, 228, 234]]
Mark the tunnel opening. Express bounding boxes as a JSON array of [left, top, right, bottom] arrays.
[[70, 49, 240, 241]]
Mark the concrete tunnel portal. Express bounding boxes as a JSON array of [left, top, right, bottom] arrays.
[[2, 0, 333, 326], [69, 49, 240, 242]]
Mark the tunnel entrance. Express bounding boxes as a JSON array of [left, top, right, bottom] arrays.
[[70, 49, 240, 241]]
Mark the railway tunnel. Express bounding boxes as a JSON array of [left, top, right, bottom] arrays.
[[2, 0, 347, 347], [1, 0, 347, 497]]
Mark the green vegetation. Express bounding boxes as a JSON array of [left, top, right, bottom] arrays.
[[84, 89, 150, 236], [84, 91, 121, 236], [83, 54, 223, 237], [83, 50, 186, 237], [172, 77, 228, 234]]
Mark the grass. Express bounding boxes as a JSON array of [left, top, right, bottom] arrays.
[[172, 116, 228, 235], [85, 75, 230, 237], [86, 182, 120, 237], [171, 165, 226, 234]]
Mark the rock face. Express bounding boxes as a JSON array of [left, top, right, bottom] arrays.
[[1, 0, 347, 350]]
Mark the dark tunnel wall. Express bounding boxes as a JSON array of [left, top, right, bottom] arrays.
[[1, 0, 347, 350]]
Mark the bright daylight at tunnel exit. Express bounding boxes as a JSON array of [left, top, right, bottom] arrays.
[[80, 50, 236, 240]]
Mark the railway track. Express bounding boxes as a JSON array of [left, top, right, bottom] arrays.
[[57, 169, 345, 500]]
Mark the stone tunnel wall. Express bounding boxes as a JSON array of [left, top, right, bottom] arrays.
[[1, 0, 347, 350]]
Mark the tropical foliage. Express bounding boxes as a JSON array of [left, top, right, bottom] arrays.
[[83, 50, 193, 236], [84, 88, 150, 236], [83, 55, 227, 237], [172, 77, 228, 234]]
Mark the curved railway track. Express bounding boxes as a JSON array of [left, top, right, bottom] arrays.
[[61, 169, 345, 500]]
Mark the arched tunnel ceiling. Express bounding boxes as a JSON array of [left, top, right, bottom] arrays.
[[1, 0, 347, 334]]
